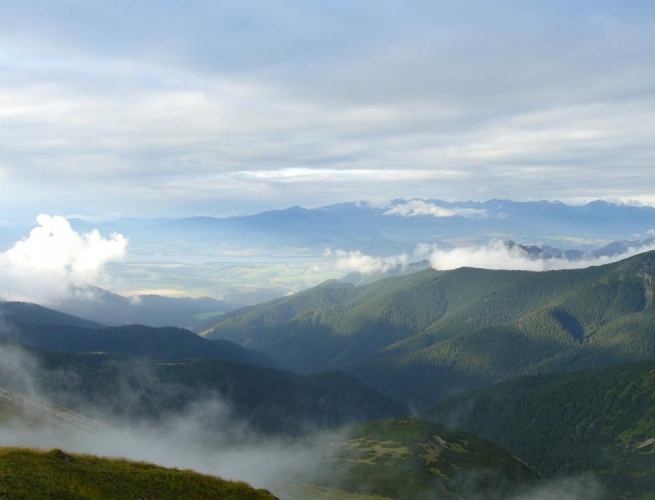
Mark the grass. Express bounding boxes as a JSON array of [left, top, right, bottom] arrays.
[[0, 447, 278, 500]]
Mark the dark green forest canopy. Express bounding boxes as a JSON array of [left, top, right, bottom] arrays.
[[425, 359, 655, 499]]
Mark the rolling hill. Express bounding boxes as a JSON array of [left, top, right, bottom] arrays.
[[0, 300, 274, 367], [204, 250, 655, 407], [0, 302, 102, 329], [2, 321, 274, 367], [304, 418, 540, 500]]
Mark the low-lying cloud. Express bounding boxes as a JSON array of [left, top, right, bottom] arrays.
[[385, 200, 487, 219], [0, 214, 127, 305], [327, 249, 410, 274], [331, 239, 655, 275], [428, 240, 655, 272]]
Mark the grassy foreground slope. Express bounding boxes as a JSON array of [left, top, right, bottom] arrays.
[[425, 360, 655, 498], [205, 251, 655, 406], [309, 418, 540, 500], [0, 447, 277, 500]]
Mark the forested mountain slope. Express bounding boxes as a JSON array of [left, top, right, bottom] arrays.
[[205, 251, 655, 407], [425, 359, 655, 499], [2, 321, 273, 367], [0, 302, 102, 329]]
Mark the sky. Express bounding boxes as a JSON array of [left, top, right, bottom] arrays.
[[1, 1, 654, 221]]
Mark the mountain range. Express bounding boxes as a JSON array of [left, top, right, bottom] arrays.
[[3, 199, 654, 259], [204, 250, 655, 407]]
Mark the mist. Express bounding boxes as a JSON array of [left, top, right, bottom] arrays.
[[0, 342, 344, 498], [0, 333, 612, 499], [508, 477, 605, 500], [0, 214, 127, 305]]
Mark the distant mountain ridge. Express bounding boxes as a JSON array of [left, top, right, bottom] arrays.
[[55, 287, 231, 330], [25, 199, 654, 258]]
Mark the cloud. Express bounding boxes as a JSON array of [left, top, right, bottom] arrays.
[[330, 239, 655, 276], [508, 476, 604, 500], [385, 200, 487, 218], [0, 214, 127, 304], [327, 249, 409, 275], [428, 240, 655, 272], [0, 2, 655, 217]]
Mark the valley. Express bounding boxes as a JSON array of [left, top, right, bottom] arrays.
[[4, 3, 655, 497], [2, 202, 655, 498]]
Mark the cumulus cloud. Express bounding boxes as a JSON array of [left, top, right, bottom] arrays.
[[428, 240, 655, 272], [0, 214, 127, 304], [384, 200, 487, 218]]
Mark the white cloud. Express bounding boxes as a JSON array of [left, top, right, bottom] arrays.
[[327, 249, 409, 275], [0, 214, 127, 304], [428, 240, 655, 272], [329, 239, 655, 277], [566, 195, 655, 209], [384, 200, 487, 218], [0, 3, 654, 218]]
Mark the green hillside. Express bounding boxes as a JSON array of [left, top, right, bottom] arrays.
[[425, 360, 655, 498], [0, 301, 102, 329], [305, 418, 540, 500], [0, 447, 277, 499], [0, 343, 406, 435], [205, 251, 655, 407], [4, 322, 273, 367]]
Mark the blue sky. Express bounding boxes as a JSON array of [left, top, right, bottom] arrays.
[[0, 1, 654, 220]]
